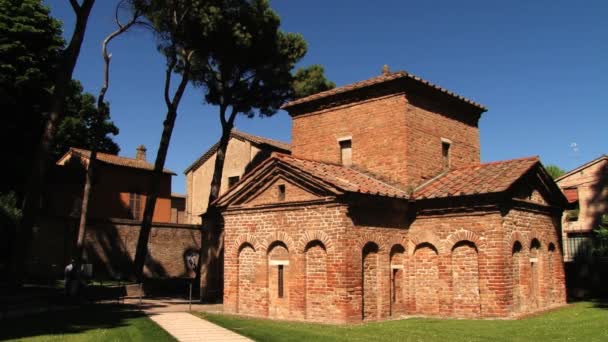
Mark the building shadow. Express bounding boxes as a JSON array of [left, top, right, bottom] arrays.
[[0, 304, 150, 341]]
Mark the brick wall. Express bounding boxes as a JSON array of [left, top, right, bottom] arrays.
[[404, 93, 480, 187], [29, 216, 202, 282], [290, 89, 481, 189], [246, 179, 319, 206], [223, 203, 351, 323], [502, 207, 567, 312], [47, 163, 173, 223], [292, 94, 409, 187], [222, 195, 566, 323]]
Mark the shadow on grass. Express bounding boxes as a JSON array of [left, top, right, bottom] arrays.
[[0, 304, 148, 341], [591, 298, 608, 309], [568, 295, 608, 310]]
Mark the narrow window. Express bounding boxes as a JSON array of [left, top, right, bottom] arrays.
[[392, 269, 398, 303], [442, 141, 451, 169], [339, 139, 352, 166], [228, 176, 240, 189], [278, 184, 286, 201], [129, 192, 141, 220], [278, 265, 284, 298]]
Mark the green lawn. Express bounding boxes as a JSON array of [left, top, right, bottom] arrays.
[[196, 301, 608, 342], [0, 305, 175, 342]]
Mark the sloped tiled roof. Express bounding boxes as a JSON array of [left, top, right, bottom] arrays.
[[282, 71, 487, 111], [562, 188, 579, 204], [413, 156, 540, 199], [555, 154, 607, 182], [183, 129, 291, 174], [63, 148, 176, 175], [273, 154, 409, 199]]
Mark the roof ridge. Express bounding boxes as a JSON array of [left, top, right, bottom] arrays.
[[72, 147, 141, 162], [555, 154, 608, 182], [282, 70, 487, 111], [183, 129, 291, 174], [65, 147, 176, 175], [454, 155, 539, 171], [230, 128, 291, 149]]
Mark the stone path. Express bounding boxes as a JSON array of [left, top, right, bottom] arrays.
[[148, 312, 253, 342]]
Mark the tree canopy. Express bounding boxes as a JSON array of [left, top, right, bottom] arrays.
[[189, 0, 309, 118], [0, 0, 119, 196], [545, 164, 566, 180], [292, 64, 335, 99]]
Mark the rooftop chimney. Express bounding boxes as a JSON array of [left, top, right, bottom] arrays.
[[136, 145, 147, 161]]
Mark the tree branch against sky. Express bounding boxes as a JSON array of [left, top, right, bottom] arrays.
[[74, 0, 143, 279], [189, 0, 334, 208]]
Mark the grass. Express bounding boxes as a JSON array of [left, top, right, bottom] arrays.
[[0, 305, 175, 342], [196, 301, 608, 342]]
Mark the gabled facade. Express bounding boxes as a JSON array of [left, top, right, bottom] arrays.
[[216, 70, 568, 323], [555, 155, 608, 261], [184, 129, 290, 224]]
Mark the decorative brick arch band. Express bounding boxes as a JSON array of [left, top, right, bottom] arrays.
[[230, 233, 263, 257], [528, 232, 547, 249], [408, 231, 442, 255], [354, 232, 388, 253], [386, 236, 408, 254], [296, 230, 335, 253], [262, 231, 295, 253], [445, 229, 485, 251], [508, 231, 529, 250]]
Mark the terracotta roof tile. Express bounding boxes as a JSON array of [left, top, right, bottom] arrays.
[[562, 188, 579, 203], [413, 156, 540, 199], [66, 148, 176, 175], [282, 71, 487, 111], [274, 154, 409, 199], [183, 129, 291, 174]]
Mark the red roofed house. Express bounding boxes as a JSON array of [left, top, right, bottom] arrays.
[[555, 155, 608, 261], [215, 69, 568, 323], [54, 145, 175, 222]]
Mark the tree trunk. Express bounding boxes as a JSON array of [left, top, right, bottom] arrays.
[[197, 106, 235, 301], [133, 53, 191, 281], [133, 107, 177, 281], [207, 119, 234, 206], [72, 152, 95, 281], [10, 0, 95, 285]]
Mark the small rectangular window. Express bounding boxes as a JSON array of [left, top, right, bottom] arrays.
[[442, 141, 451, 169], [278, 265, 284, 298], [228, 176, 240, 189], [339, 139, 352, 166], [129, 192, 141, 220], [278, 184, 286, 201]]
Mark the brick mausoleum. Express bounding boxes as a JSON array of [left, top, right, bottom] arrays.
[[214, 70, 568, 323]]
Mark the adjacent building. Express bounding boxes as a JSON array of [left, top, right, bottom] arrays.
[[556, 155, 608, 261], [215, 70, 568, 323], [184, 129, 290, 224], [29, 146, 199, 281], [53, 145, 176, 222]]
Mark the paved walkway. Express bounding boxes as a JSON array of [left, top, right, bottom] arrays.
[[149, 312, 252, 342], [121, 296, 224, 314]]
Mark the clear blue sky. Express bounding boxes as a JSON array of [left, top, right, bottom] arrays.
[[46, 0, 607, 194]]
